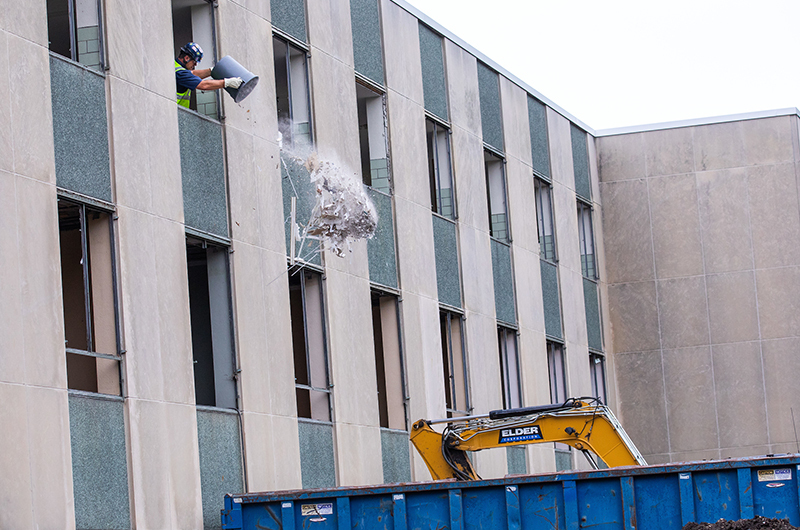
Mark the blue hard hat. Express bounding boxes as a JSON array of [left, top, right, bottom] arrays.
[[180, 42, 204, 63]]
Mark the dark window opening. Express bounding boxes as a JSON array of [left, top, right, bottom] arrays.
[[590, 353, 607, 404], [371, 292, 406, 430], [290, 270, 330, 421], [547, 341, 566, 404], [47, 0, 103, 71], [58, 199, 120, 395], [274, 36, 312, 149], [357, 83, 390, 193], [427, 118, 455, 218], [440, 310, 468, 417], [485, 150, 508, 242], [171, 0, 218, 118], [577, 201, 597, 279], [186, 238, 236, 409], [498, 327, 521, 409]]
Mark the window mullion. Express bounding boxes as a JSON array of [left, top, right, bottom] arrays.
[[78, 204, 94, 352]]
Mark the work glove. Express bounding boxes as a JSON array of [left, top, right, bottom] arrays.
[[224, 77, 244, 89]]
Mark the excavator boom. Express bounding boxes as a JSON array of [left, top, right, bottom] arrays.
[[410, 398, 646, 481]]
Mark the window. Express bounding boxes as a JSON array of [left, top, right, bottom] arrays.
[[58, 198, 121, 395], [356, 82, 390, 193], [440, 311, 469, 417], [547, 341, 566, 405], [577, 201, 596, 279], [427, 118, 455, 218], [498, 327, 521, 409], [290, 270, 330, 421], [47, 0, 103, 71], [590, 353, 607, 404], [171, 0, 218, 118], [535, 177, 556, 261], [274, 36, 312, 149], [485, 150, 508, 242], [371, 292, 406, 430], [186, 238, 236, 409]]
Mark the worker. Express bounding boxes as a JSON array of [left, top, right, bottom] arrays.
[[175, 42, 243, 108]]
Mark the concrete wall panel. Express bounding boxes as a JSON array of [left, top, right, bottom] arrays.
[[547, 109, 575, 190], [597, 133, 644, 182], [644, 126, 694, 177], [648, 174, 704, 279], [334, 423, 383, 486], [386, 91, 428, 207], [444, 40, 480, 137], [599, 180, 654, 284], [607, 281, 660, 354], [748, 163, 800, 269], [706, 271, 759, 344], [657, 276, 709, 350], [614, 351, 669, 456], [694, 121, 746, 172], [756, 266, 800, 340], [382, 0, 423, 104], [308, 0, 355, 67]]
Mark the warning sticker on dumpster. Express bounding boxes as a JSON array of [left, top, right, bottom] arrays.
[[499, 425, 542, 444], [302, 504, 333, 516], [757, 469, 791, 482]]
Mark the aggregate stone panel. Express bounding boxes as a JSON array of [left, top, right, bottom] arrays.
[[747, 163, 800, 269], [755, 267, 800, 340], [761, 338, 800, 444], [597, 132, 644, 182], [741, 115, 795, 167], [705, 271, 759, 344], [648, 174, 704, 279], [613, 351, 670, 456], [656, 276, 710, 349], [696, 167, 754, 274], [599, 179, 655, 284], [643, 126, 694, 177], [711, 342, 768, 447], [606, 281, 660, 354], [662, 346, 719, 453], [693, 121, 745, 172]]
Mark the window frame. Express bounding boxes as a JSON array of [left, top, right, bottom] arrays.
[[577, 199, 597, 279], [534, 176, 557, 262], [273, 34, 314, 150], [547, 340, 567, 405], [497, 326, 522, 410], [356, 78, 391, 194], [57, 195, 123, 396], [441, 309, 470, 417], [589, 352, 607, 404], [47, 0, 106, 71], [370, 290, 409, 431], [427, 115, 456, 219], [484, 148, 510, 243]]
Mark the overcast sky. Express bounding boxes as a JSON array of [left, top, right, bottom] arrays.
[[401, 0, 800, 131]]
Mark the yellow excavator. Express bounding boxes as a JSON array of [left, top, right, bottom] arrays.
[[410, 397, 647, 480]]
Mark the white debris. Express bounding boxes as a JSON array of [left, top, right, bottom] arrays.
[[285, 150, 378, 258]]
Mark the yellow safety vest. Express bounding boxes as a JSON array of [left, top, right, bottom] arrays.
[[175, 60, 191, 108]]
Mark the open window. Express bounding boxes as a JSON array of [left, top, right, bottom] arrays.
[[535, 177, 556, 262], [440, 310, 469, 417], [47, 0, 103, 71], [357, 83, 390, 193], [590, 353, 607, 404], [290, 270, 330, 421], [186, 238, 236, 409], [485, 150, 508, 242], [577, 200, 596, 279], [274, 36, 312, 149], [172, 0, 218, 119], [547, 341, 566, 405], [427, 118, 455, 218], [498, 326, 521, 409], [58, 198, 121, 395], [371, 292, 406, 430]]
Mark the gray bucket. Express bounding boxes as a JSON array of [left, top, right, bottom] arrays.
[[211, 55, 259, 103]]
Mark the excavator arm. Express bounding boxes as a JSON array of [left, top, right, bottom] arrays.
[[410, 398, 646, 481]]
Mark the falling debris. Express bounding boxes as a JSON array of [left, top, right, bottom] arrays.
[[281, 132, 377, 258]]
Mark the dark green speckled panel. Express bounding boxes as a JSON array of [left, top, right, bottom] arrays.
[[507, 446, 527, 475], [69, 394, 130, 530], [281, 153, 322, 266], [367, 188, 398, 289], [477, 62, 503, 152], [528, 96, 550, 180], [351, 0, 384, 85], [583, 277, 602, 352], [418, 24, 448, 121], [197, 409, 244, 530], [540, 259, 563, 340], [571, 124, 591, 200], [178, 109, 228, 238], [381, 429, 412, 483], [271, 0, 307, 42], [491, 239, 516, 325], [50, 56, 111, 202], [298, 420, 336, 488], [432, 215, 461, 308]]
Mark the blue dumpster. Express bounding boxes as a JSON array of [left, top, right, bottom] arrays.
[[222, 455, 800, 530]]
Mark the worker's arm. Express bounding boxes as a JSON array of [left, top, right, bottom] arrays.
[[196, 78, 226, 90], [190, 68, 243, 91]]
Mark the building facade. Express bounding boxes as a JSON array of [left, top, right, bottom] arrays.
[[2, 0, 798, 529]]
